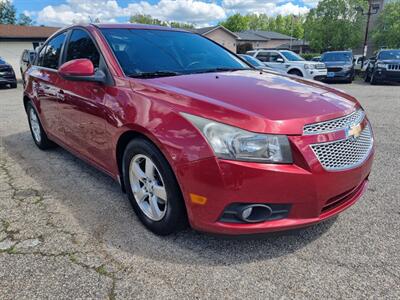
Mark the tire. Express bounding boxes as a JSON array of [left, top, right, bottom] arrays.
[[364, 69, 371, 82], [10, 83, 17, 89], [122, 138, 187, 235], [288, 69, 303, 77], [26, 102, 56, 150], [370, 72, 379, 85]]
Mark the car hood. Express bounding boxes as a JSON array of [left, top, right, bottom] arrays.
[[140, 70, 359, 134], [379, 59, 400, 64], [323, 61, 352, 67]]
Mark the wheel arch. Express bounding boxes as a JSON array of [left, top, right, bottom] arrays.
[[287, 68, 304, 76]]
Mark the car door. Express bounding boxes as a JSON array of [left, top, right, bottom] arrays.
[[265, 51, 288, 72], [57, 28, 113, 171], [30, 32, 67, 140]]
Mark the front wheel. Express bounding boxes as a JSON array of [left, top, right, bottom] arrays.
[[26, 102, 56, 150], [122, 138, 187, 235], [370, 72, 379, 85], [288, 69, 303, 77]]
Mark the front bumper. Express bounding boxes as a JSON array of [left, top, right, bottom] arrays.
[[176, 129, 374, 235], [324, 69, 353, 81], [305, 69, 327, 81], [374, 69, 400, 82], [0, 76, 17, 85]]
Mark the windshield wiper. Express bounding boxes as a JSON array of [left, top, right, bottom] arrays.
[[128, 71, 182, 78], [192, 67, 250, 74]]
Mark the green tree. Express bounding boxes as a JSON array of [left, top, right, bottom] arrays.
[[129, 14, 167, 26], [372, 1, 400, 49], [18, 13, 34, 26], [304, 0, 366, 52], [220, 13, 250, 32], [169, 21, 194, 29], [0, 0, 16, 24]]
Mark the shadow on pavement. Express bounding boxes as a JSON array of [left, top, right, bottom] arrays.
[[3, 130, 336, 266]]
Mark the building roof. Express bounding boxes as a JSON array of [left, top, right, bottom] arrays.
[[235, 31, 269, 41], [190, 25, 239, 38], [0, 24, 59, 39], [277, 40, 310, 48], [236, 30, 295, 41]]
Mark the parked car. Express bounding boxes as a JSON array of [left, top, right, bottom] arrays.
[[320, 51, 355, 83], [364, 49, 400, 84], [246, 49, 327, 81], [353, 55, 364, 71], [361, 58, 370, 72], [0, 57, 17, 88], [239, 54, 283, 74], [20, 49, 36, 84], [24, 24, 374, 236]]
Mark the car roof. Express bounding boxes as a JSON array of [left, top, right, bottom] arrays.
[[323, 51, 352, 54], [92, 23, 188, 32]]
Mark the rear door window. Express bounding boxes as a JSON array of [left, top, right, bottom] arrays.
[[41, 32, 67, 69]]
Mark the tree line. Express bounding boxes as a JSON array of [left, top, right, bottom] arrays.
[[1, 0, 399, 50], [0, 0, 34, 26]]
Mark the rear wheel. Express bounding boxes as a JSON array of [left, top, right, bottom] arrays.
[[26, 102, 56, 150], [288, 69, 303, 77], [122, 138, 187, 235]]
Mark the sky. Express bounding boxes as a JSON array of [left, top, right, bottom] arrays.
[[10, 0, 320, 27]]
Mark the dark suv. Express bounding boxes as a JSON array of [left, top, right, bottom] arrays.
[[0, 57, 17, 88], [320, 51, 355, 83], [365, 49, 400, 85]]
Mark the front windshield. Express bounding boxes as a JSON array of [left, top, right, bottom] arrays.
[[280, 51, 305, 62], [240, 55, 264, 67], [321, 52, 352, 62], [378, 50, 400, 60], [0, 58, 5, 64], [101, 28, 249, 77]]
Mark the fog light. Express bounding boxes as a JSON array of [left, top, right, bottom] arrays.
[[239, 204, 273, 223], [241, 207, 253, 219]]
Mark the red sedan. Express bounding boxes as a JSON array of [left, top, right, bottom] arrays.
[[23, 24, 374, 235]]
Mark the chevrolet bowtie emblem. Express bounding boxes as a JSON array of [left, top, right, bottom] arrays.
[[346, 123, 362, 140]]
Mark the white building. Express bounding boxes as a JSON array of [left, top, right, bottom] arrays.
[[0, 25, 59, 79]]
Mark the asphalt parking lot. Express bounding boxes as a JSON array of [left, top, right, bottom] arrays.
[[0, 80, 399, 299]]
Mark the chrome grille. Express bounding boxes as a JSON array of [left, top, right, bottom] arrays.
[[311, 125, 373, 171], [387, 64, 400, 71], [303, 110, 365, 135], [316, 63, 326, 69]]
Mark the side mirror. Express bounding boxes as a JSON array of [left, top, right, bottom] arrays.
[[59, 58, 106, 83], [276, 58, 284, 63]]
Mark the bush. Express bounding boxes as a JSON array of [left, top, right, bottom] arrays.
[[301, 53, 321, 61]]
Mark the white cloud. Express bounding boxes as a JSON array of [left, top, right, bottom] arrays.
[[34, 0, 310, 27], [36, 0, 226, 26], [222, 0, 309, 16]]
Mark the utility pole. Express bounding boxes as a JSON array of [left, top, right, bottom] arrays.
[[356, 0, 380, 66]]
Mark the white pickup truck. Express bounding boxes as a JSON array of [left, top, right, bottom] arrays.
[[246, 49, 327, 81]]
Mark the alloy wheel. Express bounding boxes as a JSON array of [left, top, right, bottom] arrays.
[[29, 108, 41, 143], [129, 154, 168, 221]]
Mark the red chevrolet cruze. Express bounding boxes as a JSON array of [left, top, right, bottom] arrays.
[[24, 24, 374, 235]]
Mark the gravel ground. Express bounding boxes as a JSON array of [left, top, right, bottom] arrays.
[[0, 81, 399, 299]]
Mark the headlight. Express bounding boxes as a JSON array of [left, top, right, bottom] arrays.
[[181, 113, 293, 163], [343, 65, 353, 70], [304, 64, 315, 70], [377, 63, 386, 68]]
